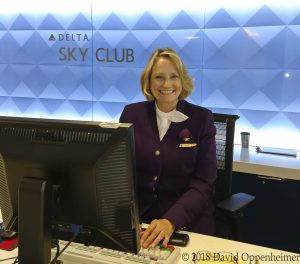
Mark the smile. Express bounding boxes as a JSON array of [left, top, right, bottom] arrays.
[[159, 90, 175, 94]]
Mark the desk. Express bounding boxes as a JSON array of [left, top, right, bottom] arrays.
[[232, 145, 300, 253], [1, 152, 300, 263], [181, 231, 300, 264], [233, 145, 300, 180], [0, 232, 299, 264], [1, 209, 299, 264], [0, 244, 16, 263]]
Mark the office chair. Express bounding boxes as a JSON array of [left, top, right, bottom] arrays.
[[213, 113, 255, 241]]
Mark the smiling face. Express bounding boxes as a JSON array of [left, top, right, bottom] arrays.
[[150, 57, 183, 113]]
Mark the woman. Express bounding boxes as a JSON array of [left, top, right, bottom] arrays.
[[119, 48, 217, 248]]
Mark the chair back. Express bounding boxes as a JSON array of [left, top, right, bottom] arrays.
[[213, 113, 239, 203]]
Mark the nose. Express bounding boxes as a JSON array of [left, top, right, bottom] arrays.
[[163, 77, 172, 88]]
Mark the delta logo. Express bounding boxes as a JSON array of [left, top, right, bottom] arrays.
[[48, 33, 134, 63]]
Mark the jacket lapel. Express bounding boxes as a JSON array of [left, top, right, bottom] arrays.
[[147, 101, 161, 142]]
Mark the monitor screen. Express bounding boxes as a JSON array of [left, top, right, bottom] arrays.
[[0, 116, 140, 263]]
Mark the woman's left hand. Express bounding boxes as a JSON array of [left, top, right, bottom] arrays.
[[140, 218, 175, 248]]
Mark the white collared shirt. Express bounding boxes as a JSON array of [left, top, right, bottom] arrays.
[[155, 103, 188, 141]]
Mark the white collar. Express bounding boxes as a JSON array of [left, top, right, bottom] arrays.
[[155, 103, 188, 140], [155, 104, 188, 123]]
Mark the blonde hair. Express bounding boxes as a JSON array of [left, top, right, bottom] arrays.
[[140, 48, 194, 101]]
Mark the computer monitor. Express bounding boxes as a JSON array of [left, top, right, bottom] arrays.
[[0, 116, 140, 263]]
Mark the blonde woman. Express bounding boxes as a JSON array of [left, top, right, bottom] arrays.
[[120, 48, 217, 248]]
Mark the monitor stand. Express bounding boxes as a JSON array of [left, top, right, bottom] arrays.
[[18, 177, 52, 264]]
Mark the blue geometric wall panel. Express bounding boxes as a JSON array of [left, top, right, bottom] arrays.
[[205, 7, 240, 28], [0, 1, 300, 149], [132, 12, 163, 30], [244, 5, 285, 27]]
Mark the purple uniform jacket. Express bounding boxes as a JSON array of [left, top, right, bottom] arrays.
[[119, 100, 217, 235]]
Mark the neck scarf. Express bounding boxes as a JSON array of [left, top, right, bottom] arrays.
[[155, 103, 188, 141]]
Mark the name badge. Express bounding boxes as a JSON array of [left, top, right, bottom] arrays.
[[179, 143, 197, 148]]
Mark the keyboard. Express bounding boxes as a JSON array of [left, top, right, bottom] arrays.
[[51, 240, 181, 264]]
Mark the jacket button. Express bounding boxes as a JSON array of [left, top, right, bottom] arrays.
[[155, 150, 160, 156]]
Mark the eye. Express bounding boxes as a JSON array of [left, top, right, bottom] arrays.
[[171, 74, 179, 79], [155, 75, 163, 80]]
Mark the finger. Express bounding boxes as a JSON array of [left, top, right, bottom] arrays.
[[143, 227, 161, 248], [162, 233, 171, 248], [140, 223, 154, 240], [141, 220, 159, 238], [150, 230, 165, 248], [140, 230, 145, 238], [141, 224, 156, 242], [140, 231, 148, 246], [141, 230, 154, 247], [147, 219, 159, 233]]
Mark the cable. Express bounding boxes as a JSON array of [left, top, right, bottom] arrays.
[[94, 227, 129, 252], [50, 224, 82, 264], [49, 239, 60, 264], [0, 256, 17, 262], [12, 257, 18, 264], [50, 234, 76, 264]]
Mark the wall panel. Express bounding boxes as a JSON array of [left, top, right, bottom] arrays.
[[0, 1, 299, 149]]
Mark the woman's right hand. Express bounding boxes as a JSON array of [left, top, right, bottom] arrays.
[[140, 218, 175, 248]]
